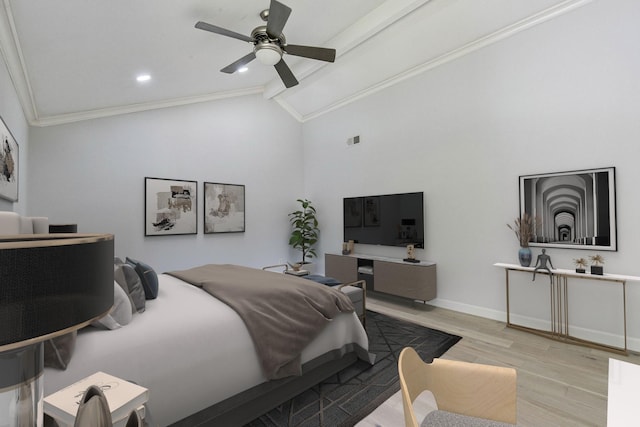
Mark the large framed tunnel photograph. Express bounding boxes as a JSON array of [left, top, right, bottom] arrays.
[[519, 167, 617, 251]]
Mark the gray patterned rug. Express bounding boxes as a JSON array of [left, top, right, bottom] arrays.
[[247, 310, 462, 427]]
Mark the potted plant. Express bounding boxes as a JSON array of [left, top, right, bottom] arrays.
[[589, 254, 605, 275], [507, 213, 538, 267], [288, 199, 319, 264], [574, 258, 588, 273]]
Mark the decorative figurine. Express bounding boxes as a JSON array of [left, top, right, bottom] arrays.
[[403, 244, 420, 263], [532, 249, 554, 283], [342, 242, 350, 255], [407, 244, 415, 260]]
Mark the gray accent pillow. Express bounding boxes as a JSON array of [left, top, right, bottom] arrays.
[[126, 257, 159, 299], [114, 257, 136, 313], [114, 258, 146, 313], [92, 281, 133, 329], [44, 331, 77, 370]]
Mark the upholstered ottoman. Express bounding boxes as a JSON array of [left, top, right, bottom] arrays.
[[303, 275, 366, 325]]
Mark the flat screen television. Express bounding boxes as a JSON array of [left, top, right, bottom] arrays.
[[343, 192, 424, 248]]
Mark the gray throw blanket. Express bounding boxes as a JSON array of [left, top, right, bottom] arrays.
[[166, 264, 355, 379]]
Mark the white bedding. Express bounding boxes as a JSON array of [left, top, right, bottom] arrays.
[[44, 273, 369, 425]]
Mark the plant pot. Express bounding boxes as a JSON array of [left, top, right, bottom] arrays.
[[591, 265, 603, 275], [518, 247, 532, 267], [575, 268, 586, 273]]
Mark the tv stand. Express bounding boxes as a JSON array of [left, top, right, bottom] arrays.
[[325, 253, 436, 302]]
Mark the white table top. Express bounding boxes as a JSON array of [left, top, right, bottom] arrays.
[[607, 358, 640, 426], [494, 263, 640, 282], [331, 252, 436, 266]]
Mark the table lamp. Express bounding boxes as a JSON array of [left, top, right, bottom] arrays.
[[0, 233, 114, 426]]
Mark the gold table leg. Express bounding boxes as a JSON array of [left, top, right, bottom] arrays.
[[503, 267, 627, 355]]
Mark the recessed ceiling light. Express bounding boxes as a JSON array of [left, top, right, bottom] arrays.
[[238, 67, 249, 73], [136, 74, 151, 82]]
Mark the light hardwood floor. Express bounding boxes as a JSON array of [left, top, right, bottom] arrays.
[[366, 292, 640, 427]]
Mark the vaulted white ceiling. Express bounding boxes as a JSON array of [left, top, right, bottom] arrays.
[[0, 0, 591, 127]]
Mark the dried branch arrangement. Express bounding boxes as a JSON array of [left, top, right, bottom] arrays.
[[507, 213, 539, 247]]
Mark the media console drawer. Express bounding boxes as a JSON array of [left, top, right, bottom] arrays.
[[324, 254, 358, 283], [325, 253, 436, 302]]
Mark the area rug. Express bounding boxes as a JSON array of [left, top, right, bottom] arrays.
[[246, 310, 462, 427]]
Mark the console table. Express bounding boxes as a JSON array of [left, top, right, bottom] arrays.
[[326, 253, 436, 301], [494, 263, 640, 354]]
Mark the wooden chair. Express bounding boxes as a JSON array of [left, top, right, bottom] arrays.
[[398, 347, 517, 426]]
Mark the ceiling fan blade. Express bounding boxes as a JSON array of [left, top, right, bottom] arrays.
[[220, 52, 257, 74], [274, 59, 298, 88], [195, 21, 254, 43], [266, 0, 292, 38], [283, 45, 336, 63]]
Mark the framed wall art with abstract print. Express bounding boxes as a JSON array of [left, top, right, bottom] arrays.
[[0, 116, 18, 202], [145, 177, 197, 236], [204, 182, 245, 234], [519, 167, 617, 251]]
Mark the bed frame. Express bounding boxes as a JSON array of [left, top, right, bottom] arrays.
[[171, 350, 359, 426]]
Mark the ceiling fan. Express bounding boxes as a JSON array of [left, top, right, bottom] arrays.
[[195, 0, 336, 88]]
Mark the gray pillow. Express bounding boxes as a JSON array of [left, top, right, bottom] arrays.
[[44, 331, 77, 370], [126, 257, 159, 300], [114, 259, 146, 313], [92, 281, 133, 329]]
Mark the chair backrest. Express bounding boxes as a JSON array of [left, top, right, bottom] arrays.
[[398, 347, 517, 426]]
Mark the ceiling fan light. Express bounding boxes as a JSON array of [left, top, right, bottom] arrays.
[[255, 43, 282, 66]]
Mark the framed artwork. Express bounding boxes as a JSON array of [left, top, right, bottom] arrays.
[[204, 182, 245, 233], [519, 167, 617, 251], [0, 116, 19, 202], [343, 197, 363, 227], [145, 177, 197, 236], [364, 196, 380, 227]]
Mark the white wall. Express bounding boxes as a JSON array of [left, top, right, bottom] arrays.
[[28, 94, 304, 271], [0, 53, 29, 213], [18, 0, 640, 349], [303, 0, 640, 348]]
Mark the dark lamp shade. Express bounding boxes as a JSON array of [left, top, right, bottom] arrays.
[[0, 233, 114, 351]]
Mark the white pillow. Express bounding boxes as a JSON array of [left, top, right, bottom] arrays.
[[30, 217, 49, 234], [92, 281, 133, 330], [0, 211, 20, 234]]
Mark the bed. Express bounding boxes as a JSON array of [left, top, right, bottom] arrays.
[[43, 265, 372, 426]]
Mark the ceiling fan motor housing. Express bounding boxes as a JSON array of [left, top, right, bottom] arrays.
[[251, 26, 285, 65], [195, 0, 335, 88]]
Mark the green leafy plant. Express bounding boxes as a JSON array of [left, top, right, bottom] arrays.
[[288, 199, 319, 263], [589, 254, 605, 266], [507, 213, 539, 247]]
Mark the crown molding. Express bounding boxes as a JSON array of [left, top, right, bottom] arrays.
[[0, 0, 38, 124], [2, 0, 593, 127], [273, 96, 303, 123], [30, 87, 265, 127]]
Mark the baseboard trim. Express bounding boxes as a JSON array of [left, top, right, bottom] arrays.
[[371, 296, 640, 353]]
